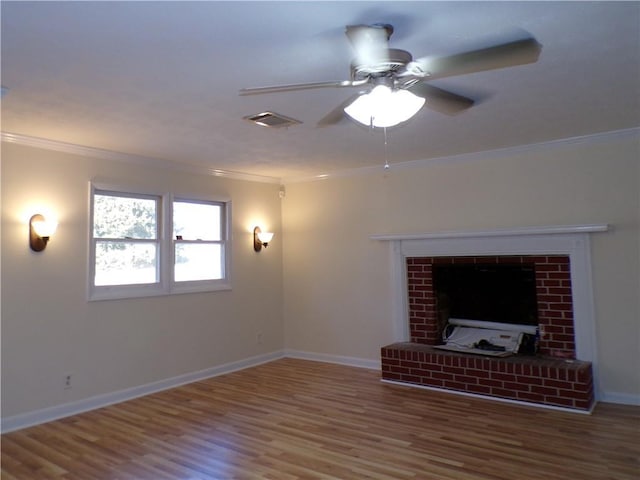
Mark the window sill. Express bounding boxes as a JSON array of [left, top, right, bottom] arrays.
[[88, 282, 232, 301]]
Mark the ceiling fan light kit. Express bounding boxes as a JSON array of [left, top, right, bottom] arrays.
[[344, 85, 425, 128]]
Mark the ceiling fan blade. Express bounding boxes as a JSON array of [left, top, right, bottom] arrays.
[[410, 37, 542, 80], [408, 83, 474, 115], [345, 24, 392, 66], [239, 80, 366, 96], [316, 93, 364, 127]]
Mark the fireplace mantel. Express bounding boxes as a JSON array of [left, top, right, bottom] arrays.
[[370, 224, 609, 241], [372, 224, 609, 401]]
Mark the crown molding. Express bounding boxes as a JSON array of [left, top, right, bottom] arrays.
[[283, 127, 640, 184], [0, 132, 282, 185], [3, 127, 638, 186]]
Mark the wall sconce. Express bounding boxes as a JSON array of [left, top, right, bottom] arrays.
[[253, 226, 274, 252], [29, 214, 58, 252]]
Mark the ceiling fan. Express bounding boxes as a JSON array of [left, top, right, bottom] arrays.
[[239, 24, 542, 128]]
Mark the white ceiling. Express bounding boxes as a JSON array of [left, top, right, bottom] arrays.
[[2, 1, 639, 181]]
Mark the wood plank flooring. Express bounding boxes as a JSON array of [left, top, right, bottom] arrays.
[[2, 358, 639, 479]]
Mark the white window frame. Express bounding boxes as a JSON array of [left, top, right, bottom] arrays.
[[171, 196, 231, 295], [88, 183, 231, 301]]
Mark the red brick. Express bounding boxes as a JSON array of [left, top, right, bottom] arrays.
[[443, 381, 468, 390], [543, 379, 571, 389], [491, 373, 517, 382], [573, 382, 593, 393], [549, 303, 573, 311], [407, 265, 425, 272], [545, 396, 575, 407], [407, 258, 430, 265], [465, 368, 490, 379], [516, 376, 543, 385], [411, 324, 431, 331], [401, 360, 421, 369], [574, 399, 594, 410], [538, 294, 564, 303], [503, 382, 531, 392], [557, 389, 591, 400], [546, 257, 570, 265], [388, 365, 411, 374], [424, 378, 444, 387], [516, 391, 545, 402], [454, 375, 479, 385], [537, 264, 561, 272], [531, 386, 559, 396], [431, 372, 454, 381], [553, 334, 576, 343], [443, 366, 467, 376], [491, 388, 518, 399], [424, 363, 442, 372], [548, 287, 572, 295], [466, 384, 493, 394], [412, 285, 433, 291], [432, 257, 455, 264], [410, 272, 432, 279], [479, 379, 504, 388], [530, 256, 551, 264]]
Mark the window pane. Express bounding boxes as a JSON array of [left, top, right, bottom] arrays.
[[174, 243, 222, 281], [94, 193, 157, 239], [173, 201, 221, 240], [95, 241, 158, 286]]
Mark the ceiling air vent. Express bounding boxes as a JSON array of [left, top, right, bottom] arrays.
[[244, 111, 302, 128]]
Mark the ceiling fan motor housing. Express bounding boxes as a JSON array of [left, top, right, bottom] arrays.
[[350, 48, 413, 81]]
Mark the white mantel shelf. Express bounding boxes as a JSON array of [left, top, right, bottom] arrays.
[[370, 224, 609, 241]]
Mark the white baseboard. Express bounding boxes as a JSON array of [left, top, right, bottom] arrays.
[[1, 350, 285, 434], [3, 349, 634, 434], [284, 349, 381, 370], [600, 391, 640, 406]]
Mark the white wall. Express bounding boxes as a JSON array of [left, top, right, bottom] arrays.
[[282, 133, 640, 400], [1, 142, 284, 419]]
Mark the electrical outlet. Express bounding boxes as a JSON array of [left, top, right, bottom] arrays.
[[257, 333, 263, 345], [64, 373, 72, 390]]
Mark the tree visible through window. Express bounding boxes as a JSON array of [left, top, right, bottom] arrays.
[[93, 192, 159, 286]]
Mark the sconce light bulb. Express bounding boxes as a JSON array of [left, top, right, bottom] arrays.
[[257, 231, 274, 245], [32, 218, 58, 238]]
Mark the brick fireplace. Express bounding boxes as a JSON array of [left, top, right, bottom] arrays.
[[373, 225, 608, 412]]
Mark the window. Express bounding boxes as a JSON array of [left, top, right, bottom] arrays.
[[89, 186, 230, 300], [93, 191, 160, 287], [173, 199, 225, 283]]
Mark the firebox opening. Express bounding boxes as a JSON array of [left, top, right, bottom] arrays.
[[433, 262, 539, 355]]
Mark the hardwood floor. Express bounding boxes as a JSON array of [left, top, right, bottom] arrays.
[[1, 358, 639, 479]]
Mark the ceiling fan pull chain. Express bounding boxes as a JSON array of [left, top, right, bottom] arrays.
[[383, 127, 390, 171]]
